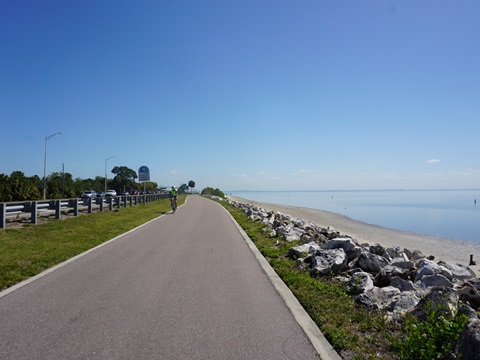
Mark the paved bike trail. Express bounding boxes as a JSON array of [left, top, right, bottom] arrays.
[[1, 196, 335, 359]]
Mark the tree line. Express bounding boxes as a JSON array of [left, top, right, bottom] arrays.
[[0, 166, 160, 202], [200, 187, 225, 198]]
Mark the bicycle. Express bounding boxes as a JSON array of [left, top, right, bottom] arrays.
[[170, 197, 177, 213]]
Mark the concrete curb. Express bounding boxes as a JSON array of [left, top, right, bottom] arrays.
[[222, 206, 342, 360]]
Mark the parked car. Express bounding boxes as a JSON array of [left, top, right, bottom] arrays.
[[121, 191, 129, 196], [81, 190, 97, 199], [96, 192, 105, 198], [105, 190, 117, 197]]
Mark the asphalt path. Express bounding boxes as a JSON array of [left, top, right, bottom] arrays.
[[0, 196, 325, 359]]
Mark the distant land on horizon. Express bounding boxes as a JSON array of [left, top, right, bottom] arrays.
[[228, 189, 480, 193]]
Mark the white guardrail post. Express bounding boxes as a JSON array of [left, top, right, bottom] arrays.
[[31, 201, 38, 224]]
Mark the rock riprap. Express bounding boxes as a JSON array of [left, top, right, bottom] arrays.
[[229, 200, 480, 358]]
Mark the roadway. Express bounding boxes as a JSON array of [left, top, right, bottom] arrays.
[[0, 196, 333, 359]]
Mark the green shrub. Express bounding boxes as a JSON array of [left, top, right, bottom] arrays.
[[201, 187, 225, 198], [395, 303, 469, 360]]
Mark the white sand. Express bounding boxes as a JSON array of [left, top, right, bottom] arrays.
[[228, 196, 480, 276]]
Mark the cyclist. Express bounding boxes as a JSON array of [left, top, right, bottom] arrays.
[[170, 186, 178, 212]]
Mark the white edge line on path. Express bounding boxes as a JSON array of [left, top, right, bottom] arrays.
[[221, 204, 342, 360], [0, 197, 188, 299]]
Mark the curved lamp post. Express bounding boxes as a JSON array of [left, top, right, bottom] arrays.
[[43, 132, 61, 200], [105, 156, 115, 193]]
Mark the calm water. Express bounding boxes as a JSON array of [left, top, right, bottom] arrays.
[[229, 190, 480, 244]]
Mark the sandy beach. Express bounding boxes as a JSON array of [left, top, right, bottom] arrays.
[[228, 196, 480, 276]]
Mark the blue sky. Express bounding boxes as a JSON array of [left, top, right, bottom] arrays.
[[1, 1, 479, 191]]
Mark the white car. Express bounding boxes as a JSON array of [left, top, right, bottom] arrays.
[[105, 190, 117, 197], [81, 190, 97, 199]]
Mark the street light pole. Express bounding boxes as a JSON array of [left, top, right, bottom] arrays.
[[43, 132, 61, 200], [105, 156, 115, 193]]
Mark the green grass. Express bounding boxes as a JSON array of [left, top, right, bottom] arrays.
[[217, 198, 471, 359], [391, 302, 469, 360], [221, 202, 412, 360], [0, 195, 185, 291], [219, 199, 401, 359]]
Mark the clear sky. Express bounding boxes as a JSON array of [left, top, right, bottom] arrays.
[[1, 1, 479, 191]]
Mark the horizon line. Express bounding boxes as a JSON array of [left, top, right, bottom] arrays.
[[226, 188, 480, 192]]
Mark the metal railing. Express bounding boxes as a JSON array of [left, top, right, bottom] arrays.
[[0, 193, 170, 229]]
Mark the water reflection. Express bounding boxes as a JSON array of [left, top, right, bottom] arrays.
[[229, 190, 480, 243]]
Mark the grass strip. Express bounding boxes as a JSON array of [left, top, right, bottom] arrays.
[[0, 195, 185, 291], [219, 199, 403, 360]]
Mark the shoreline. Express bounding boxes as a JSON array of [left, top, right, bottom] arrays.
[[227, 196, 480, 276]]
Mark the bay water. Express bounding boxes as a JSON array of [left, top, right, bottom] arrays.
[[228, 190, 480, 245]]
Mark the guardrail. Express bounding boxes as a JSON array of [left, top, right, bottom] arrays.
[[0, 193, 170, 229]]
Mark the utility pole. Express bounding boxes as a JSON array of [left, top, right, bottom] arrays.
[[105, 156, 115, 193], [43, 132, 61, 199]]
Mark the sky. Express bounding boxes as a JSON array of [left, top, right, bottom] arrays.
[[1, 0, 479, 191]]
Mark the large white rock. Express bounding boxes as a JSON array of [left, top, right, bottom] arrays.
[[346, 271, 374, 295], [357, 252, 390, 274], [311, 248, 348, 276], [414, 259, 452, 283]]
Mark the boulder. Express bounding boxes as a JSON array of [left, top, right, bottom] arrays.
[[346, 271, 374, 295], [386, 246, 402, 259], [390, 276, 416, 292], [374, 265, 411, 288], [301, 230, 328, 244], [266, 213, 276, 225], [456, 317, 480, 360], [412, 249, 426, 260], [414, 259, 452, 283], [283, 229, 302, 242], [321, 226, 340, 240], [288, 242, 320, 259], [369, 243, 392, 261], [288, 243, 312, 259], [403, 248, 413, 260], [437, 261, 476, 281], [275, 225, 289, 237], [357, 252, 391, 274], [469, 278, 480, 291], [311, 248, 348, 276], [355, 286, 401, 311], [457, 286, 480, 310], [320, 237, 362, 262], [418, 274, 454, 289], [321, 237, 356, 251], [408, 287, 459, 322], [248, 214, 262, 222], [390, 257, 415, 271], [391, 291, 421, 317]]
